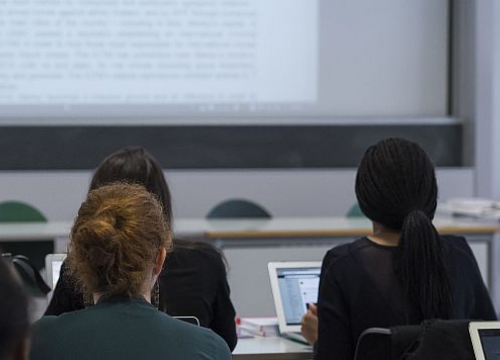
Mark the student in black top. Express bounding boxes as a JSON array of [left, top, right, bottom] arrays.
[[45, 147, 237, 351], [0, 253, 30, 360], [304, 138, 496, 359]]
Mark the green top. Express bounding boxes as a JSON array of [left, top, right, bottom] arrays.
[[30, 296, 231, 360]]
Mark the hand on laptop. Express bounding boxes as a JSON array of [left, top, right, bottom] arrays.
[[300, 303, 318, 345]]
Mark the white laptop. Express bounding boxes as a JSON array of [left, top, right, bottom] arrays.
[[469, 321, 500, 360], [268, 261, 322, 344], [45, 254, 67, 294]]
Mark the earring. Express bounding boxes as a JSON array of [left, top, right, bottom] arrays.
[[152, 281, 160, 309], [83, 287, 94, 308]]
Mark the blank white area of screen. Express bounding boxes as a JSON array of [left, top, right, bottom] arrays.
[[0, 0, 448, 124], [320, 0, 448, 117]]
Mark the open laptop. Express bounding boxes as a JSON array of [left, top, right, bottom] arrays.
[[469, 321, 500, 360], [268, 261, 322, 344], [45, 254, 67, 295]]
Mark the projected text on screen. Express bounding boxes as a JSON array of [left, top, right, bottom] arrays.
[[0, 0, 318, 111]]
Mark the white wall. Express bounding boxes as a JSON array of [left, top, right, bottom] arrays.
[[474, 0, 500, 199], [0, 168, 474, 221]]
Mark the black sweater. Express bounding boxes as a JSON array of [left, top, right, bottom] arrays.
[[45, 239, 237, 351], [315, 235, 497, 360]]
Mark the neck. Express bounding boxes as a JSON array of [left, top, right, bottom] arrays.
[[93, 280, 154, 304], [368, 222, 401, 246]]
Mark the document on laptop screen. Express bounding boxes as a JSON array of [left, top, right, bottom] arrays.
[[277, 267, 320, 325]]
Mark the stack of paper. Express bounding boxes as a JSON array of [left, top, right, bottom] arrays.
[[239, 317, 279, 337], [442, 198, 500, 220]]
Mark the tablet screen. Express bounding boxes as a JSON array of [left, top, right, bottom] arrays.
[[479, 329, 500, 359]]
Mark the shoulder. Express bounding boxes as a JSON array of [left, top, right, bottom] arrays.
[[30, 314, 71, 356], [32, 315, 58, 333], [440, 235, 475, 259], [167, 239, 226, 276], [323, 238, 369, 267], [170, 239, 224, 263], [163, 316, 231, 357], [321, 237, 371, 280], [34, 306, 93, 333]]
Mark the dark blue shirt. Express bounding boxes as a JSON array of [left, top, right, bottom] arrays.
[[31, 296, 231, 360]]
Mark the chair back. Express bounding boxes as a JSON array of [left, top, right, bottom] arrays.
[[1, 253, 51, 296], [346, 203, 365, 217], [399, 320, 474, 360], [207, 199, 271, 219], [354, 327, 392, 360], [0, 201, 53, 269], [355, 321, 476, 360], [173, 316, 200, 326], [0, 201, 47, 222]]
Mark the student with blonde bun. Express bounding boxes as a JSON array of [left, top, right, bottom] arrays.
[[31, 183, 231, 360]]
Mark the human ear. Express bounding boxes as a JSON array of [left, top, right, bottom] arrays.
[[153, 247, 167, 276]]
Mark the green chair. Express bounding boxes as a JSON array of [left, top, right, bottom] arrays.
[[207, 199, 272, 219], [0, 201, 54, 270], [346, 203, 365, 218]]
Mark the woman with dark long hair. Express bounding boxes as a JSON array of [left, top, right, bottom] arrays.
[[0, 253, 29, 360], [313, 138, 496, 359], [45, 147, 237, 350]]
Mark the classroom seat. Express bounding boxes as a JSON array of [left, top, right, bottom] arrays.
[[0, 201, 54, 270], [354, 327, 392, 360], [354, 321, 474, 360], [1, 254, 51, 297], [346, 203, 365, 217], [207, 199, 271, 219]]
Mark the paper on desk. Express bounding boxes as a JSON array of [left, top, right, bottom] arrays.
[[240, 317, 279, 337], [445, 198, 500, 218]]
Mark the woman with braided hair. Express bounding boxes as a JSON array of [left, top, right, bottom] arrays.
[[311, 138, 496, 359]]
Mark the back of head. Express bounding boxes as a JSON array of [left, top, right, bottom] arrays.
[[67, 183, 171, 299], [355, 138, 437, 228], [0, 254, 29, 360], [90, 147, 172, 230], [355, 138, 452, 319]]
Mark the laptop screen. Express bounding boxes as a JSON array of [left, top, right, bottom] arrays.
[[50, 259, 64, 289], [469, 321, 500, 360], [479, 329, 500, 359], [268, 261, 321, 332], [45, 254, 67, 291]]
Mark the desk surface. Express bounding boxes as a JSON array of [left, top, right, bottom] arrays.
[[233, 336, 312, 360], [0, 216, 498, 241], [187, 217, 500, 239]]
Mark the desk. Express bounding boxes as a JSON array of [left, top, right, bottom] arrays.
[[179, 217, 499, 317], [0, 217, 498, 316], [0, 217, 496, 241], [0, 221, 71, 242], [233, 336, 312, 360]]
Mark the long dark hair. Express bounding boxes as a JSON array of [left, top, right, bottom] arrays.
[[89, 146, 226, 266], [355, 138, 452, 319], [90, 146, 173, 232], [0, 253, 29, 360]]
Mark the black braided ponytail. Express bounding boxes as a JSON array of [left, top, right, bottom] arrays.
[[355, 138, 453, 319]]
